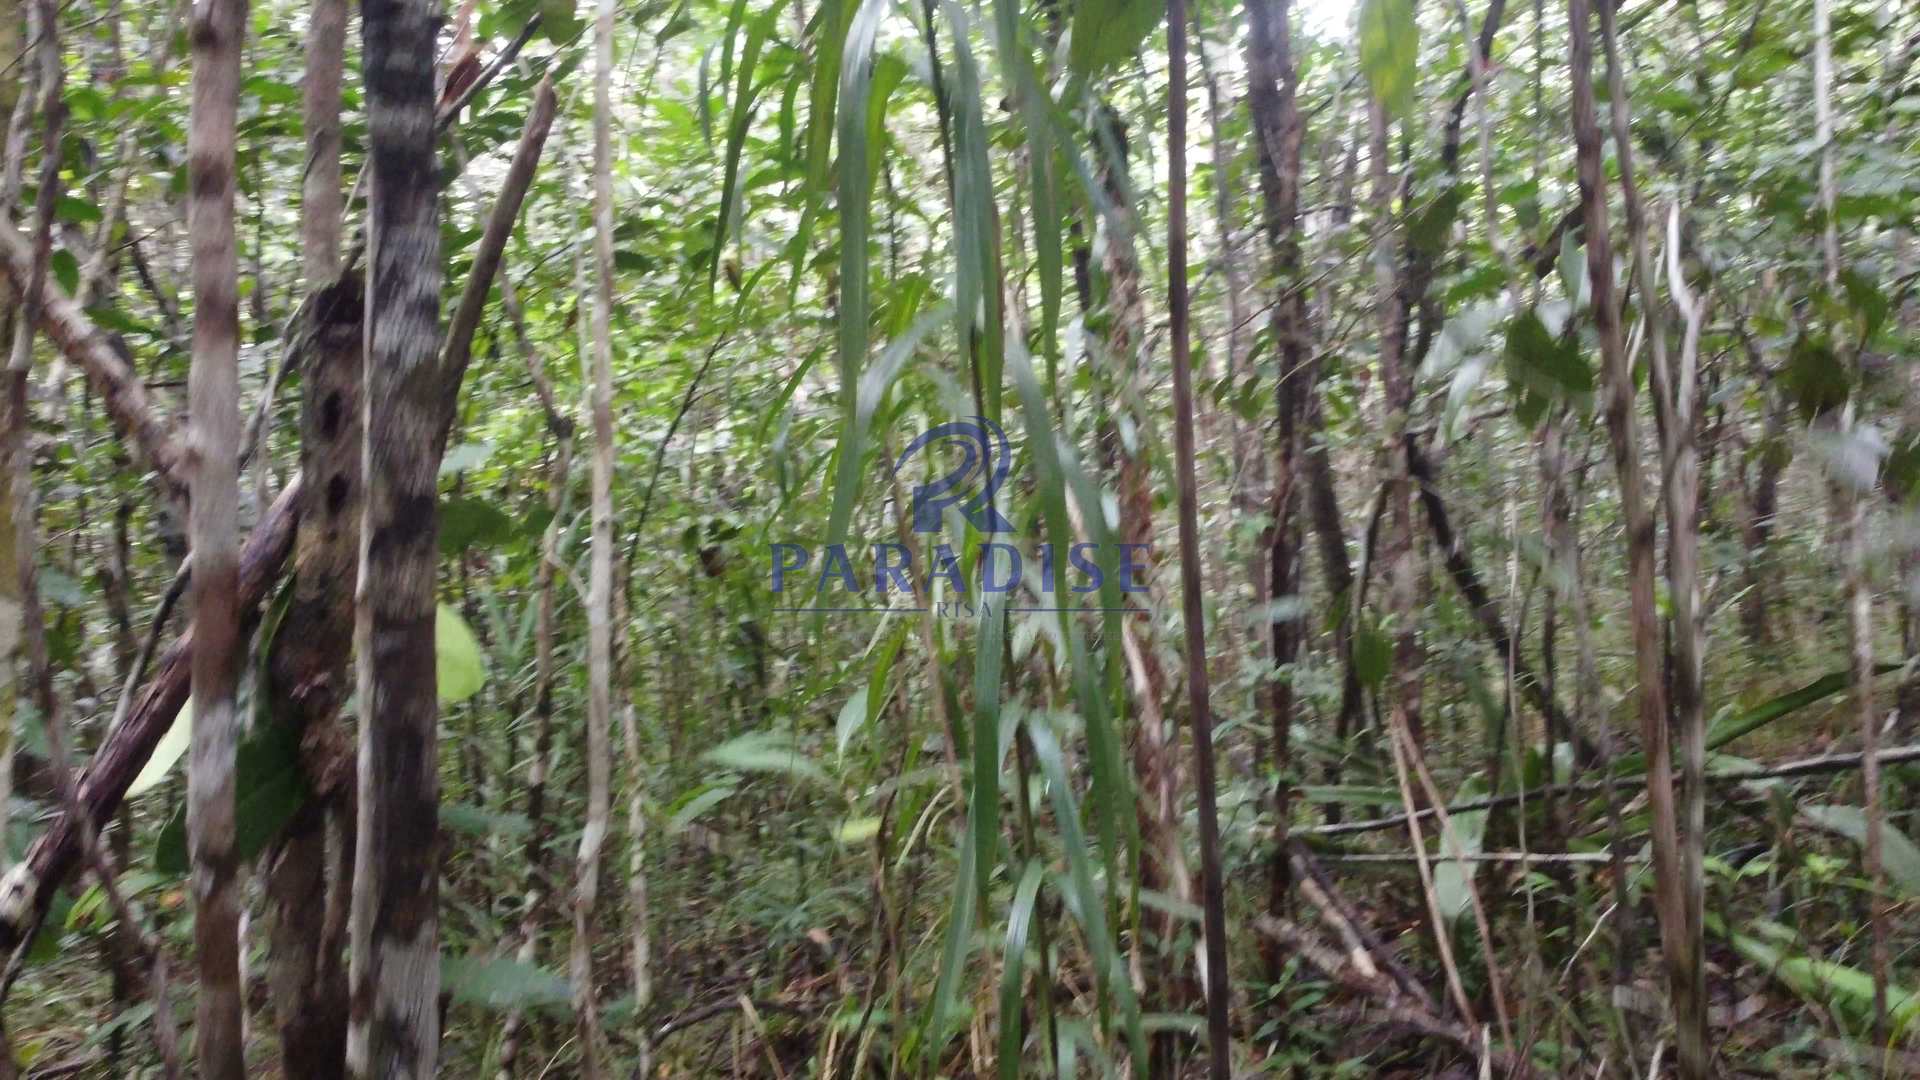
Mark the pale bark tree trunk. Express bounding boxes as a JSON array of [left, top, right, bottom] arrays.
[[185, 0, 248, 1068], [1814, 0, 1887, 1036], [573, 0, 620, 1069], [347, 0, 444, 1072], [303, 0, 346, 286], [1566, 0, 1702, 1072]]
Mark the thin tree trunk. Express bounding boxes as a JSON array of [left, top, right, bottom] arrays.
[[1813, 0, 1887, 1036], [1246, 0, 1308, 968], [303, 0, 346, 286], [492, 244, 572, 1080], [1166, 0, 1232, 1071], [1596, 5, 1710, 1066], [1565, 0, 1701, 1071], [347, 0, 445, 1071], [185, 0, 248, 1066], [573, 0, 620, 1068]]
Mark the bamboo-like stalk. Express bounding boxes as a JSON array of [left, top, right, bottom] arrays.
[[1565, 0, 1702, 1070], [1166, 0, 1233, 1071]]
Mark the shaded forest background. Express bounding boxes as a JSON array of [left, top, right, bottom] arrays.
[[0, 0, 1918, 1074]]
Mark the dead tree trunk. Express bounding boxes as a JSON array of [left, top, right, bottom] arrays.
[[265, 273, 364, 1080]]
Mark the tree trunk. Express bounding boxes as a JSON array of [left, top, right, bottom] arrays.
[[1565, 0, 1701, 1071], [1245, 0, 1308, 962], [266, 273, 364, 1080], [303, 0, 346, 286], [573, 0, 620, 1068], [1165, 1, 1232, 1071], [185, 0, 248, 1066], [347, 0, 445, 1071]]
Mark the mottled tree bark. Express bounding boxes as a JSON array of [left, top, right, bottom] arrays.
[[184, 0, 248, 1068], [266, 273, 364, 1080], [346, 0, 444, 1072]]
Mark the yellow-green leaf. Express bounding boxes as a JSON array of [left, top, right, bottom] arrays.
[[437, 604, 487, 705]]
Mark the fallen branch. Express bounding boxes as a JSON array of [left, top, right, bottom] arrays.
[[0, 477, 300, 953], [0, 221, 187, 507], [0, 69, 564, 958], [1408, 438, 1607, 764], [1254, 915, 1533, 1076], [1301, 743, 1920, 838]]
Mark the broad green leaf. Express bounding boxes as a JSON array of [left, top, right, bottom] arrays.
[[439, 496, 518, 555], [834, 690, 868, 756], [1799, 804, 1920, 896], [702, 730, 828, 784], [156, 717, 307, 874], [668, 784, 737, 831], [832, 816, 881, 844], [1432, 776, 1491, 922], [539, 0, 584, 43], [442, 954, 572, 1011], [1067, 0, 1163, 78], [128, 699, 192, 797], [436, 603, 487, 706], [1357, 0, 1417, 120]]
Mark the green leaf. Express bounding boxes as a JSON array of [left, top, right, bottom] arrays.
[[1432, 777, 1491, 922], [1799, 804, 1920, 896], [709, 7, 779, 294], [156, 718, 307, 875], [1504, 307, 1590, 426], [832, 816, 882, 844], [702, 730, 828, 784], [439, 496, 518, 555], [128, 700, 193, 798], [1782, 333, 1848, 421], [442, 954, 572, 1011], [667, 784, 737, 831], [1357, 0, 1418, 120], [441, 802, 533, 839], [436, 604, 487, 706], [998, 860, 1047, 1079], [1067, 0, 1163, 78], [1354, 621, 1391, 689], [51, 249, 79, 295], [55, 196, 102, 225], [539, 0, 584, 43], [834, 690, 868, 756], [1714, 916, 1920, 1030]]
